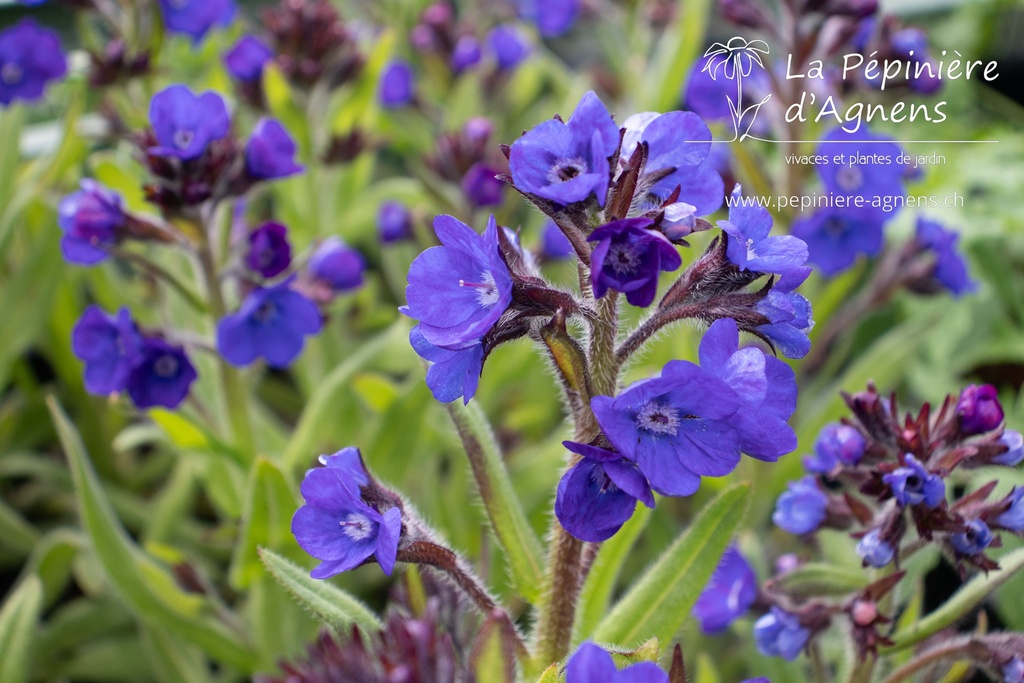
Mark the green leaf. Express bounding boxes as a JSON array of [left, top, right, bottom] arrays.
[[537, 663, 561, 683], [888, 546, 1024, 651], [768, 562, 870, 598], [47, 396, 256, 671], [592, 484, 750, 647], [0, 496, 39, 555], [644, 0, 711, 112], [140, 625, 211, 683], [230, 457, 300, 589], [445, 401, 545, 603], [0, 575, 43, 683], [258, 547, 384, 634]]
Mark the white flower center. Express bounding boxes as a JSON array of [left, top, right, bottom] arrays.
[[340, 512, 373, 541], [1, 63, 22, 86], [636, 401, 680, 436], [153, 354, 179, 378], [173, 129, 195, 150], [836, 165, 863, 193], [546, 156, 588, 184], [459, 271, 500, 307], [607, 243, 641, 276]]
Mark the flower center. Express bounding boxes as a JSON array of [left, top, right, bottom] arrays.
[[340, 512, 373, 541], [904, 474, 921, 491], [153, 354, 179, 378], [636, 401, 681, 436], [546, 156, 588, 184], [459, 271, 500, 307], [606, 242, 642, 276], [1, 62, 22, 86], [173, 129, 196, 150], [835, 165, 863, 193], [745, 237, 759, 259], [823, 216, 847, 237], [254, 300, 277, 323]]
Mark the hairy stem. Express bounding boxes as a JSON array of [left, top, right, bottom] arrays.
[[879, 640, 980, 683]]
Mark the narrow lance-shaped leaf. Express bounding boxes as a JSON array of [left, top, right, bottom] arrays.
[[0, 575, 43, 683]]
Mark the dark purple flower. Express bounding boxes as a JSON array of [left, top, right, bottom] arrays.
[[817, 126, 904, 222], [509, 90, 619, 208], [541, 221, 574, 259], [996, 488, 1024, 532], [807, 423, 865, 473], [292, 454, 401, 579], [0, 19, 66, 107], [915, 217, 975, 296], [58, 180, 125, 265], [993, 430, 1024, 467], [148, 85, 230, 160], [588, 217, 681, 307], [402, 214, 512, 347], [245, 222, 292, 278], [555, 441, 654, 542], [246, 118, 303, 180], [619, 110, 724, 216], [377, 201, 413, 243], [517, 0, 579, 38], [754, 290, 814, 360], [409, 326, 484, 405], [216, 280, 322, 368], [461, 163, 504, 207], [957, 384, 1003, 436], [754, 607, 809, 660], [698, 318, 797, 461], [126, 338, 198, 409], [591, 361, 741, 497], [950, 519, 993, 556], [693, 546, 757, 634], [792, 206, 885, 277], [884, 454, 945, 508], [720, 186, 808, 275], [773, 476, 828, 534], [72, 306, 143, 395], [487, 25, 529, 70], [891, 29, 941, 95], [224, 35, 273, 83], [380, 61, 414, 108], [450, 35, 481, 73], [565, 641, 668, 683], [158, 0, 235, 43], [308, 237, 364, 292], [659, 202, 698, 241], [856, 529, 895, 567]]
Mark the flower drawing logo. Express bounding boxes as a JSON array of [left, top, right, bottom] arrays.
[[703, 37, 772, 141]]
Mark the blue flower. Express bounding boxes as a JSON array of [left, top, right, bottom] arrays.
[[817, 127, 905, 221], [683, 53, 771, 128], [792, 206, 885, 277], [450, 35, 482, 73], [773, 476, 828, 534], [993, 430, 1024, 467], [402, 214, 512, 348], [541, 221, 574, 260], [915, 217, 975, 296], [245, 222, 292, 278], [379, 61, 414, 108], [720, 186, 808, 276], [517, 0, 579, 38], [693, 546, 757, 634], [58, 180, 125, 266], [565, 642, 668, 683], [72, 306, 143, 396], [950, 519, 993, 556], [1004, 657, 1024, 683], [555, 441, 654, 542], [754, 607, 809, 660], [996, 488, 1024, 532], [292, 450, 402, 579], [487, 26, 529, 70], [588, 217, 682, 307], [246, 118, 303, 180], [125, 338, 198, 410], [856, 529, 895, 568], [591, 361, 741, 497], [754, 290, 814, 360], [216, 281, 322, 368], [509, 90, 620, 208], [308, 237, 364, 292], [158, 0, 235, 43], [377, 201, 413, 243], [148, 85, 230, 161], [698, 318, 798, 461], [224, 35, 273, 83], [409, 326, 484, 405], [883, 454, 945, 508], [462, 163, 504, 207], [805, 422, 865, 472], [956, 384, 1003, 436], [618, 111, 725, 216], [0, 19, 66, 107]]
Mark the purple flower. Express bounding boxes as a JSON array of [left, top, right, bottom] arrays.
[[817, 126, 904, 221], [126, 338, 198, 409], [565, 642, 668, 683], [754, 290, 814, 360], [487, 26, 529, 70], [915, 217, 975, 296], [410, 326, 483, 405], [380, 61, 414, 108], [773, 476, 828, 535], [591, 361, 741, 497], [517, 0, 579, 38], [509, 90, 619, 208], [720, 186, 807, 276], [246, 118, 303, 180], [693, 546, 757, 634], [660, 202, 698, 241], [1005, 658, 1024, 683], [450, 35, 481, 73], [224, 35, 273, 83], [588, 217, 681, 307], [805, 423, 865, 472], [461, 163, 504, 207], [377, 201, 413, 243], [996, 488, 1024, 532], [742, 679, 771, 683], [957, 384, 1003, 436], [292, 451, 401, 579], [698, 318, 798, 461], [950, 519, 993, 556], [884, 454, 945, 508], [856, 529, 895, 568], [618, 110, 724, 216], [308, 237, 364, 292], [993, 430, 1024, 467], [72, 306, 143, 396], [402, 215, 512, 347], [148, 85, 230, 161], [891, 29, 941, 95], [541, 221, 574, 259], [245, 222, 292, 278], [216, 281, 322, 368], [158, 0, 235, 43], [555, 441, 654, 542], [755, 608, 809, 660], [58, 180, 125, 265], [791, 206, 885, 277], [684, 53, 770, 126], [0, 19, 66, 107]]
